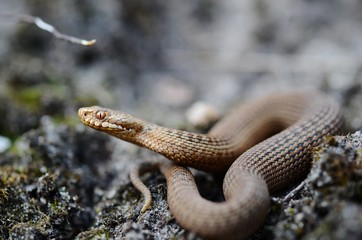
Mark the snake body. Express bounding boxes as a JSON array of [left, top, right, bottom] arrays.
[[78, 91, 343, 239]]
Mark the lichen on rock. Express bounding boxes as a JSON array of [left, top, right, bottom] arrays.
[[269, 131, 362, 239]]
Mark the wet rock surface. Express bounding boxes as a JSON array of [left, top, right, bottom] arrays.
[[0, 1, 362, 239], [268, 132, 362, 240]]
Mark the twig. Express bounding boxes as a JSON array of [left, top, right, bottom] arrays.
[[1, 13, 96, 46], [283, 180, 307, 202]]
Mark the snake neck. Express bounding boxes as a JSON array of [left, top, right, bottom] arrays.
[[133, 108, 297, 172], [136, 125, 240, 171]]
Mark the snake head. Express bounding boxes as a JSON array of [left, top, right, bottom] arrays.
[[78, 106, 145, 141]]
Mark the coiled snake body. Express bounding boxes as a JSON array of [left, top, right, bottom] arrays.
[[78, 91, 343, 239]]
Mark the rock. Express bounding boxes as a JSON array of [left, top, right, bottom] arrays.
[[0, 135, 11, 153], [186, 102, 220, 128], [270, 131, 362, 240]]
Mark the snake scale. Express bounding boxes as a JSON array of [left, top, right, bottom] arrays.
[[78, 91, 343, 239]]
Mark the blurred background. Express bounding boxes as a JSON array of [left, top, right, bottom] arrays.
[[1, 0, 362, 135]]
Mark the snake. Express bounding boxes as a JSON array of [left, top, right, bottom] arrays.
[[78, 91, 343, 239]]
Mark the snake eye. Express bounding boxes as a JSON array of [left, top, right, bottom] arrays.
[[96, 111, 106, 119]]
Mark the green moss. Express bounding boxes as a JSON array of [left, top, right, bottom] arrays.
[[0, 166, 28, 186], [13, 87, 42, 109], [75, 227, 111, 239], [0, 188, 9, 203], [287, 207, 295, 215], [9, 211, 52, 236], [8, 84, 67, 111]]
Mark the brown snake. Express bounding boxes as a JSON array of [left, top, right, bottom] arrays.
[[78, 91, 343, 239]]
